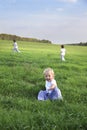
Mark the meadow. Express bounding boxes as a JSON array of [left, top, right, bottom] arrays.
[[0, 40, 87, 130]]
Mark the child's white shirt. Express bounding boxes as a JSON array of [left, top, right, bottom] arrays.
[[45, 79, 57, 93], [14, 42, 18, 48], [61, 48, 66, 56]]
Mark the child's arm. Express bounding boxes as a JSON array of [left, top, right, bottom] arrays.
[[48, 84, 56, 90]]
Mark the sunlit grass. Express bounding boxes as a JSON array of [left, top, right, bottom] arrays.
[[0, 40, 87, 130]]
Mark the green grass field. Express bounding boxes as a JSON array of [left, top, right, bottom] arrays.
[[0, 40, 87, 130]]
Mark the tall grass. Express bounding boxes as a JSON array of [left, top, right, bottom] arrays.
[[0, 40, 87, 130]]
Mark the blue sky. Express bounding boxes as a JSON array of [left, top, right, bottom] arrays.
[[0, 0, 87, 44]]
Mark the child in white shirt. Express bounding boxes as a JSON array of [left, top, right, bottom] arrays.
[[60, 45, 66, 61], [38, 68, 63, 100], [13, 40, 20, 52]]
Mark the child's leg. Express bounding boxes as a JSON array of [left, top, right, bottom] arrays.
[[49, 88, 63, 100], [62, 55, 65, 61], [38, 90, 49, 100], [49, 88, 58, 100], [16, 48, 20, 52]]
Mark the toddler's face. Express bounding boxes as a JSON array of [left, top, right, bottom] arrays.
[[44, 71, 54, 81]]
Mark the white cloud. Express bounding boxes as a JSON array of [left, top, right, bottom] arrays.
[[65, 0, 77, 2], [57, 0, 78, 3]]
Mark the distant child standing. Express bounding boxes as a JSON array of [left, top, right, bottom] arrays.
[[60, 45, 66, 61], [13, 40, 20, 52], [38, 68, 63, 100]]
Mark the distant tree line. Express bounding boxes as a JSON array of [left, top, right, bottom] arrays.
[[78, 42, 87, 46], [69, 42, 87, 46], [0, 33, 52, 44]]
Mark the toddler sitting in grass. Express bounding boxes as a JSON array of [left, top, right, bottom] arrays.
[[38, 68, 63, 101]]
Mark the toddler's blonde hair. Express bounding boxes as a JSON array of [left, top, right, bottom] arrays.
[[43, 68, 55, 77]]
